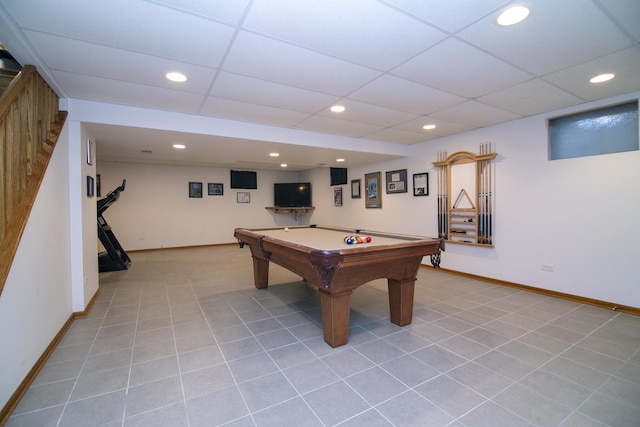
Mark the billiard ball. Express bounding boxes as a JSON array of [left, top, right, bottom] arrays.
[[284, 227, 289, 232], [365, 236, 372, 243]]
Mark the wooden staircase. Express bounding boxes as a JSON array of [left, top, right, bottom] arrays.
[[0, 65, 67, 296]]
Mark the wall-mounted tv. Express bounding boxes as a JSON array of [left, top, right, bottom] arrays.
[[274, 182, 312, 207], [230, 170, 257, 189], [330, 167, 347, 186]]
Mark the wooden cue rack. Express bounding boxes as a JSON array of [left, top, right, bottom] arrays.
[[432, 143, 497, 247]]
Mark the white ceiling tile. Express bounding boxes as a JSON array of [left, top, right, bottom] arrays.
[[317, 100, 420, 127], [3, 0, 235, 68], [3, 0, 638, 170], [24, 31, 216, 95], [222, 31, 380, 96], [244, 0, 447, 70], [365, 127, 431, 144], [477, 79, 584, 116], [53, 71, 205, 113], [596, 0, 640, 42], [200, 97, 310, 127], [393, 117, 473, 138], [393, 38, 532, 98], [210, 72, 339, 114], [457, 0, 632, 75], [382, 0, 512, 33], [295, 115, 384, 138], [148, 0, 252, 25], [349, 75, 466, 115], [543, 47, 640, 101], [429, 100, 521, 128]]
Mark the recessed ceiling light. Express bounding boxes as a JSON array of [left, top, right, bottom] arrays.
[[330, 105, 346, 113], [497, 6, 530, 26], [173, 144, 186, 149], [280, 163, 288, 168], [589, 73, 615, 83], [269, 152, 280, 157], [336, 158, 345, 162], [422, 124, 436, 130], [165, 72, 187, 82]]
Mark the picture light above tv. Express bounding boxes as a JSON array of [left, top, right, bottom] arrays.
[[274, 182, 312, 207]]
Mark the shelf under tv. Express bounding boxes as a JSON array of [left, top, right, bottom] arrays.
[[265, 206, 315, 214]]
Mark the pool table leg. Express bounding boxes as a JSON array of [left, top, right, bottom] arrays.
[[252, 257, 269, 289], [388, 278, 415, 326], [318, 289, 352, 347]]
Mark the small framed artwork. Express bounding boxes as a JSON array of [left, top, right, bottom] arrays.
[[334, 187, 343, 206], [96, 174, 101, 197], [86, 176, 94, 197], [365, 172, 382, 208], [413, 173, 429, 196], [351, 179, 361, 199], [208, 183, 223, 196], [86, 138, 93, 165], [237, 191, 250, 203], [189, 182, 203, 198], [385, 169, 407, 194]]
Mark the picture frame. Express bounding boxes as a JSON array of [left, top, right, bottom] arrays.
[[413, 172, 429, 196], [237, 191, 250, 203], [189, 182, 203, 198], [96, 174, 101, 197], [86, 138, 93, 165], [365, 172, 382, 208], [208, 183, 223, 196], [385, 169, 407, 194], [86, 176, 94, 197], [351, 179, 361, 199], [334, 187, 343, 206]]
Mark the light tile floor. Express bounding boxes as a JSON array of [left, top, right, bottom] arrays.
[[7, 245, 640, 426]]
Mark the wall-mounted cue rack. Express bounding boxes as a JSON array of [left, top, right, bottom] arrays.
[[433, 143, 497, 247]]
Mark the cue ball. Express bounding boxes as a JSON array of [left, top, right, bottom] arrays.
[[284, 227, 289, 232]]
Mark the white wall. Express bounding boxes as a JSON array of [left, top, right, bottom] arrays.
[[0, 123, 72, 409], [67, 121, 99, 312], [96, 162, 307, 251]]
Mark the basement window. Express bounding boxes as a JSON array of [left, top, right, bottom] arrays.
[[548, 100, 639, 160]]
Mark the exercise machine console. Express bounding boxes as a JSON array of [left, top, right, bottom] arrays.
[[97, 179, 131, 272]]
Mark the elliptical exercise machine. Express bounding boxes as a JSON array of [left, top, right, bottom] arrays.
[[97, 179, 131, 272]]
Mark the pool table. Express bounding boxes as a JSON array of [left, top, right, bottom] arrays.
[[234, 225, 444, 347]]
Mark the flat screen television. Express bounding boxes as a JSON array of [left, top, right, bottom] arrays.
[[274, 182, 312, 207], [230, 170, 257, 189]]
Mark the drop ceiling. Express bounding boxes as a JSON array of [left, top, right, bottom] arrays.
[[1, 0, 638, 170]]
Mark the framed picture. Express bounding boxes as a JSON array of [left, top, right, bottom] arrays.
[[189, 182, 203, 198], [351, 179, 361, 199], [208, 183, 223, 196], [365, 172, 382, 208], [385, 169, 407, 194], [96, 174, 101, 197], [413, 173, 429, 196], [86, 138, 93, 165], [237, 191, 250, 203], [86, 176, 94, 197], [334, 187, 343, 206]]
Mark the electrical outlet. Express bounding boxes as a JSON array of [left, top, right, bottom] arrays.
[[541, 263, 554, 272]]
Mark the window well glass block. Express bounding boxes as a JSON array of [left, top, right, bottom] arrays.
[[549, 101, 639, 160]]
